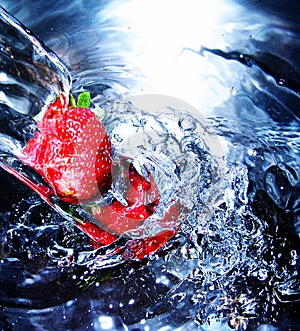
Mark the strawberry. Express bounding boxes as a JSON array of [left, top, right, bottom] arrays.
[[85, 163, 179, 257], [19, 93, 112, 204], [93, 163, 179, 238]]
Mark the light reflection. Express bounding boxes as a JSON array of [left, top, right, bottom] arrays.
[[98, 0, 245, 112], [0, 1, 298, 331], [98, 315, 114, 330]]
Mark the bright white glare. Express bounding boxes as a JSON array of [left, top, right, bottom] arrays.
[[100, 0, 243, 113], [0, 72, 8, 82], [98, 315, 114, 330], [104, 0, 238, 50], [128, 298, 135, 305]]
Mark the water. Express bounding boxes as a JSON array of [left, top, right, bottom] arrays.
[[0, 0, 299, 330]]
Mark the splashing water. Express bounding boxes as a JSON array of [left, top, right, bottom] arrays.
[[0, 7, 205, 260], [0, 1, 299, 331]]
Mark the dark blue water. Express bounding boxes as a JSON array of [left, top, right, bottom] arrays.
[[0, 1, 299, 330]]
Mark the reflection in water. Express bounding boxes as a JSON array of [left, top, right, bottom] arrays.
[[0, 0, 299, 330]]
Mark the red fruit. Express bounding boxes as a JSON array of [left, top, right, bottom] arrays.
[[19, 93, 112, 204], [129, 163, 151, 191], [123, 229, 177, 260], [76, 220, 118, 247], [93, 162, 179, 239]]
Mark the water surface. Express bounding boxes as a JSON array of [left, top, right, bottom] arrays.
[[0, 1, 299, 330]]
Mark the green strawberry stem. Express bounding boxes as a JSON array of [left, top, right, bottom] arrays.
[[34, 92, 103, 123], [69, 93, 76, 108]]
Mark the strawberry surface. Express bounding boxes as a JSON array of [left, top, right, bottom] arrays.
[[20, 94, 112, 204], [93, 163, 179, 238]]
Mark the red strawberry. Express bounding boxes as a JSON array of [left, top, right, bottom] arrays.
[[128, 163, 152, 191], [93, 162, 179, 238], [19, 93, 112, 204]]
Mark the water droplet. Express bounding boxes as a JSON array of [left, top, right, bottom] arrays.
[[98, 316, 113, 330]]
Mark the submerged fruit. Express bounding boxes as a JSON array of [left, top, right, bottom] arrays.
[[94, 162, 179, 237]]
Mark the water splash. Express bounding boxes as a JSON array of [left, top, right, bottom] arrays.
[[0, 7, 71, 115], [0, 6, 72, 209], [0, 1, 299, 331]]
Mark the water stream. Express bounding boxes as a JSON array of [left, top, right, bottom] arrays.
[[0, 1, 299, 330]]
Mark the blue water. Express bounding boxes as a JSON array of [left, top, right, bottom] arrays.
[[0, 1, 299, 330]]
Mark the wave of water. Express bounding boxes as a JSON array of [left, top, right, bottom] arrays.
[[0, 1, 299, 330]]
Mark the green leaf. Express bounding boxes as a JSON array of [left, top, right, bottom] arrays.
[[77, 92, 91, 108]]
